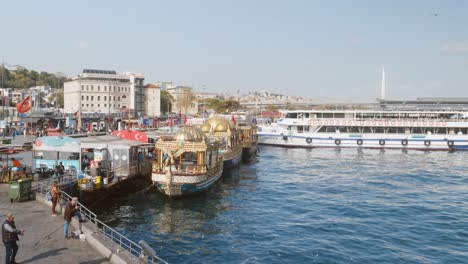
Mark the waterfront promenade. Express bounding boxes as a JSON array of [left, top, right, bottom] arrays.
[[0, 184, 109, 264]]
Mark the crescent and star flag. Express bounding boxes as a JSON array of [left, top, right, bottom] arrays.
[[112, 130, 148, 143], [16, 96, 31, 114]]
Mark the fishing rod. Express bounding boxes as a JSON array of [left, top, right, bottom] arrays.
[[32, 225, 63, 247]]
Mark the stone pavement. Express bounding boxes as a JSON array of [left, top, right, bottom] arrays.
[[0, 184, 110, 264]]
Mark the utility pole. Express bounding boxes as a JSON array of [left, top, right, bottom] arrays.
[[1, 61, 4, 139]]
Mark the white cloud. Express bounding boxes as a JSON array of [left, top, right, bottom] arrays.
[[441, 41, 468, 53], [79, 41, 89, 49]]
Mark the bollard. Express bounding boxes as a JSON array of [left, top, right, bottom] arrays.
[[139, 240, 156, 259]]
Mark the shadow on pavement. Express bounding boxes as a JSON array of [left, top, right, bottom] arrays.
[[79, 258, 109, 264], [20, 247, 68, 263]]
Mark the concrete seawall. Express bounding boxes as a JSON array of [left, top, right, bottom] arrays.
[[35, 193, 139, 264]]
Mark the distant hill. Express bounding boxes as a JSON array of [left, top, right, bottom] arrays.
[[0, 65, 70, 89]]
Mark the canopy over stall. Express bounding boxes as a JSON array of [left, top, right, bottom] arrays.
[[33, 136, 81, 172]]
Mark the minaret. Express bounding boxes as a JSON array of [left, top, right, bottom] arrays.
[[381, 67, 386, 100]]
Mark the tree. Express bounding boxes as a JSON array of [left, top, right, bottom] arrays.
[[160, 90, 174, 115], [48, 90, 64, 108], [204, 98, 240, 113], [178, 90, 195, 115], [265, 104, 278, 112]]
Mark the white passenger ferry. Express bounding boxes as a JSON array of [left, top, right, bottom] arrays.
[[258, 110, 468, 150]]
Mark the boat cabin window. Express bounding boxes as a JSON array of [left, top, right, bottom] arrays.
[[334, 113, 345, 119], [455, 128, 468, 134], [304, 126, 310, 132], [323, 113, 333, 118], [374, 127, 384, 133], [285, 113, 298, 118], [297, 126, 304, 133]]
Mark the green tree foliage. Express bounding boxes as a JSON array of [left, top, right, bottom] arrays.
[[265, 104, 278, 112], [0, 65, 69, 89], [160, 90, 174, 115], [48, 90, 64, 108], [205, 98, 240, 113]]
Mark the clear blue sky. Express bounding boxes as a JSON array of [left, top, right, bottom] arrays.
[[1, 0, 467, 102]]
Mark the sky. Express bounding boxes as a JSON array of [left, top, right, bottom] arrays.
[[1, 0, 468, 102]]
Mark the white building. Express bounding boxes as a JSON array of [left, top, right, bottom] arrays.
[[166, 86, 198, 116], [144, 84, 161, 117], [64, 69, 145, 115]]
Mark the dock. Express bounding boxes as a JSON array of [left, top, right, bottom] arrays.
[[0, 184, 109, 263]]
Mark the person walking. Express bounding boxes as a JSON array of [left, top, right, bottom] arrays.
[[50, 182, 61, 216], [63, 197, 85, 239], [3, 213, 24, 264]]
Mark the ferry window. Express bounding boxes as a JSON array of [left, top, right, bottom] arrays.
[[334, 113, 345, 118], [323, 113, 333, 118], [286, 113, 298, 118], [438, 128, 447, 134], [337, 127, 346, 133], [287, 126, 292, 130], [304, 113, 309, 118], [349, 127, 360, 133], [318, 126, 327, 132], [304, 126, 310, 132], [325, 126, 336, 133], [412, 127, 423, 134], [362, 127, 372, 133], [297, 126, 304, 133], [375, 127, 384, 133], [387, 127, 397, 134]]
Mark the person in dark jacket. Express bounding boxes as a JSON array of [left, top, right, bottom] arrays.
[[63, 197, 85, 239], [3, 213, 24, 264]]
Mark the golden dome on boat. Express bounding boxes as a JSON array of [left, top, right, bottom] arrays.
[[184, 126, 207, 142], [176, 126, 207, 142], [214, 123, 228, 132], [205, 116, 234, 132], [200, 123, 211, 133], [176, 129, 195, 142]]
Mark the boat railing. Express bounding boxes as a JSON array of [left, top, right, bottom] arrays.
[[33, 180, 168, 264], [302, 117, 468, 123], [152, 163, 207, 176]]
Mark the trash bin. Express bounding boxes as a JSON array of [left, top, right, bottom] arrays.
[[8, 178, 34, 202]]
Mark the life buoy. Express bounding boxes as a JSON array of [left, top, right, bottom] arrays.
[[401, 139, 408, 146], [447, 140, 454, 147], [306, 137, 312, 144], [357, 139, 363, 145], [335, 139, 341, 145], [379, 140, 385, 146], [424, 140, 431, 146], [282, 135, 288, 141]]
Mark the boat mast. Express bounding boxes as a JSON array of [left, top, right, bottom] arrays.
[[381, 67, 386, 100]]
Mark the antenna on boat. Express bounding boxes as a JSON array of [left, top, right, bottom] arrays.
[[381, 67, 386, 100]]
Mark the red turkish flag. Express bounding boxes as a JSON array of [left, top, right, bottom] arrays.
[[16, 96, 31, 113]]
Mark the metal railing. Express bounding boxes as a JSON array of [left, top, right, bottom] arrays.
[[33, 180, 167, 264]]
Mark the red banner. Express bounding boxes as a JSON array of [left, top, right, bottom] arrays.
[[112, 130, 148, 142], [16, 96, 31, 113]]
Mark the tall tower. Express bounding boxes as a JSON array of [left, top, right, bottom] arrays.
[[381, 67, 386, 100]]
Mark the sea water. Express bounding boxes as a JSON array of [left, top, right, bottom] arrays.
[[95, 147, 468, 263]]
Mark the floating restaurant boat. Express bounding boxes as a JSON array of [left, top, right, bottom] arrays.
[[238, 123, 258, 162], [33, 135, 154, 205], [201, 116, 242, 168], [152, 126, 224, 197], [258, 110, 468, 151]]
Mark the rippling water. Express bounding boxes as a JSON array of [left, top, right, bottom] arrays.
[[94, 147, 468, 263]]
